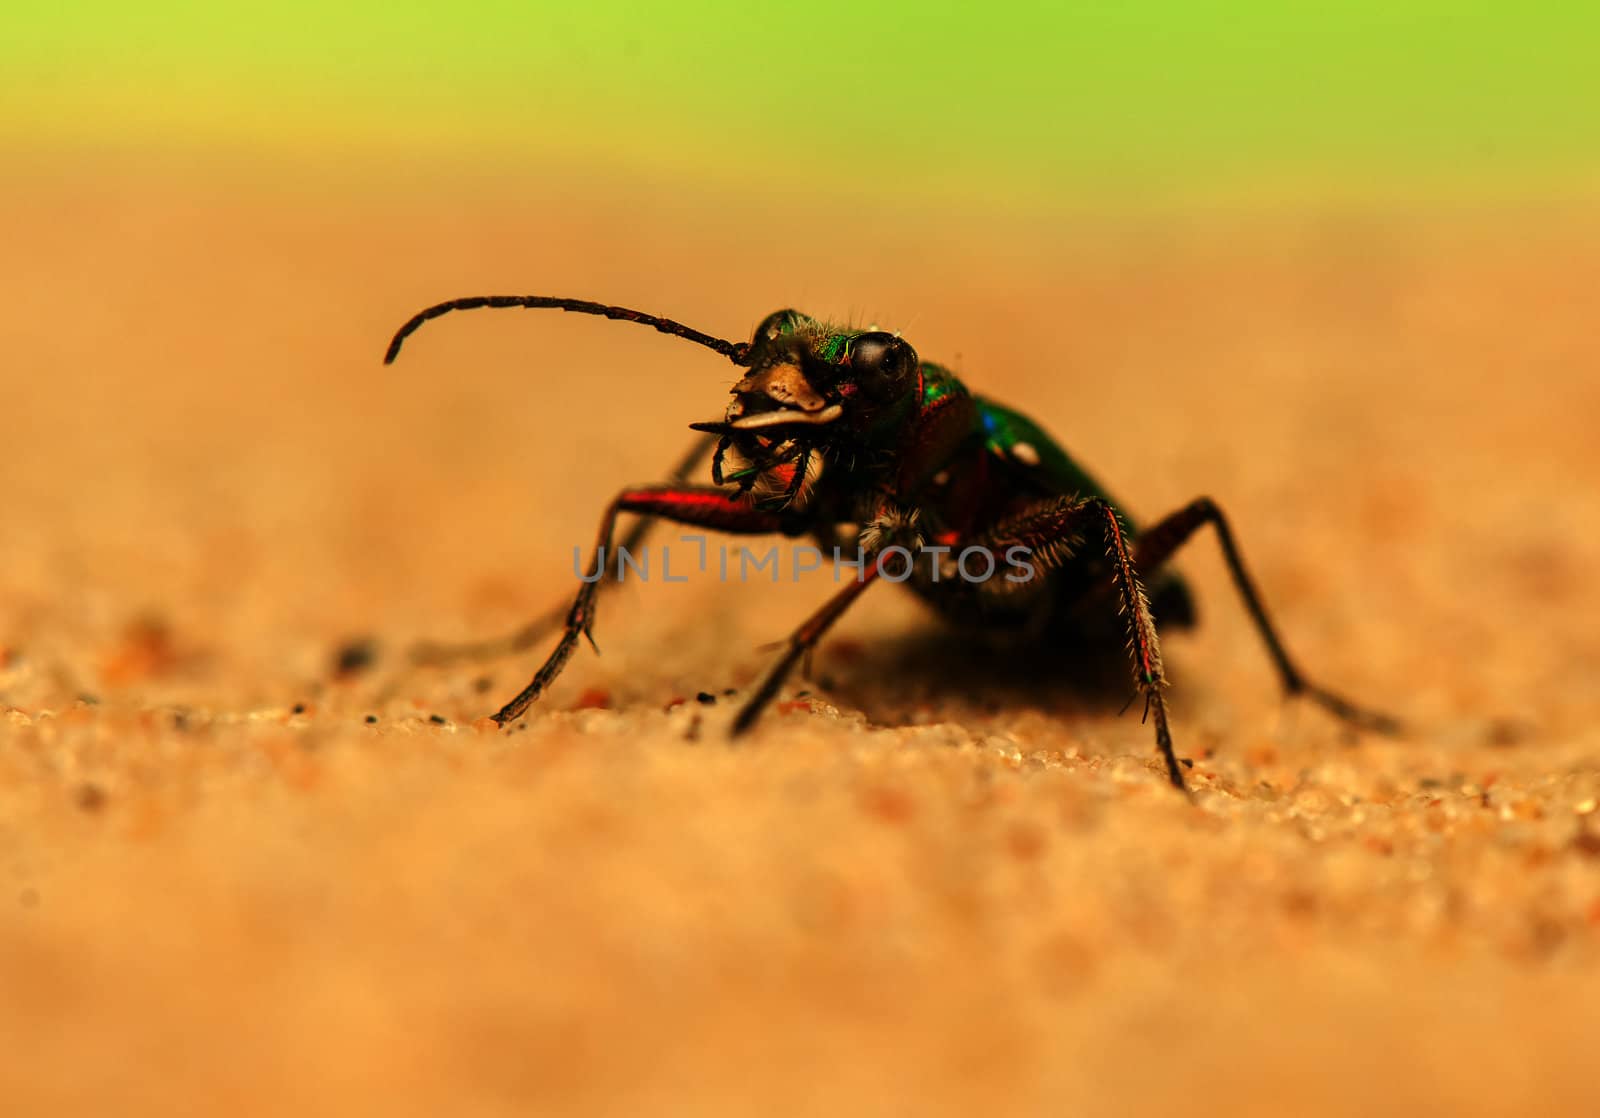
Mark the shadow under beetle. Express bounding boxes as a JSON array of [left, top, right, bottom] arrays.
[[384, 295, 1398, 793]]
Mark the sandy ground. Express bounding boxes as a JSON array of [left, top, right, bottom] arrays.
[[3, 157, 1599, 1115]]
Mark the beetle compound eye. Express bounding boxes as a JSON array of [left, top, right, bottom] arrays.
[[847, 332, 918, 401], [754, 309, 804, 343]]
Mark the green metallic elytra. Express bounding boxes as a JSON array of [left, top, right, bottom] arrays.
[[974, 392, 1112, 510], [907, 356, 1193, 628]]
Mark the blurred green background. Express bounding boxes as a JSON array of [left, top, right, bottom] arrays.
[[7, 1, 1597, 209]]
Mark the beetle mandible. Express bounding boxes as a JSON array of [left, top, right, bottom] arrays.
[[384, 295, 1398, 793]]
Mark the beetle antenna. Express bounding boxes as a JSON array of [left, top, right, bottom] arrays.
[[383, 295, 752, 366]]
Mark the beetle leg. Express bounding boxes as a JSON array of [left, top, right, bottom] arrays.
[[981, 497, 1188, 792], [410, 433, 717, 667], [730, 559, 883, 737], [1131, 497, 1400, 735], [491, 485, 799, 726]]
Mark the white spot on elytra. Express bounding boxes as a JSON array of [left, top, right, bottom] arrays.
[[1011, 442, 1040, 467]]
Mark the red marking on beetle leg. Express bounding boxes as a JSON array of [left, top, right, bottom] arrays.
[[616, 488, 788, 533]]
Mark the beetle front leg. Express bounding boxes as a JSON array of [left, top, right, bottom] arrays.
[[730, 559, 883, 736], [491, 486, 798, 726], [1133, 497, 1400, 735], [412, 433, 717, 667]]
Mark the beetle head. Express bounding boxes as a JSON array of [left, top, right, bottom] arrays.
[[697, 309, 921, 501]]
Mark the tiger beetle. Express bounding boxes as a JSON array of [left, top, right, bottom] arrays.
[[384, 296, 1399, 793]]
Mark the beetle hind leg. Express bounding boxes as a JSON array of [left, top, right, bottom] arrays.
[[1133, 496, 1400, 736]]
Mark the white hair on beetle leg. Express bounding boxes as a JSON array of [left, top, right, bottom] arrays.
[[859, 506, 924, 554], [752, 448, 825, 509]]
